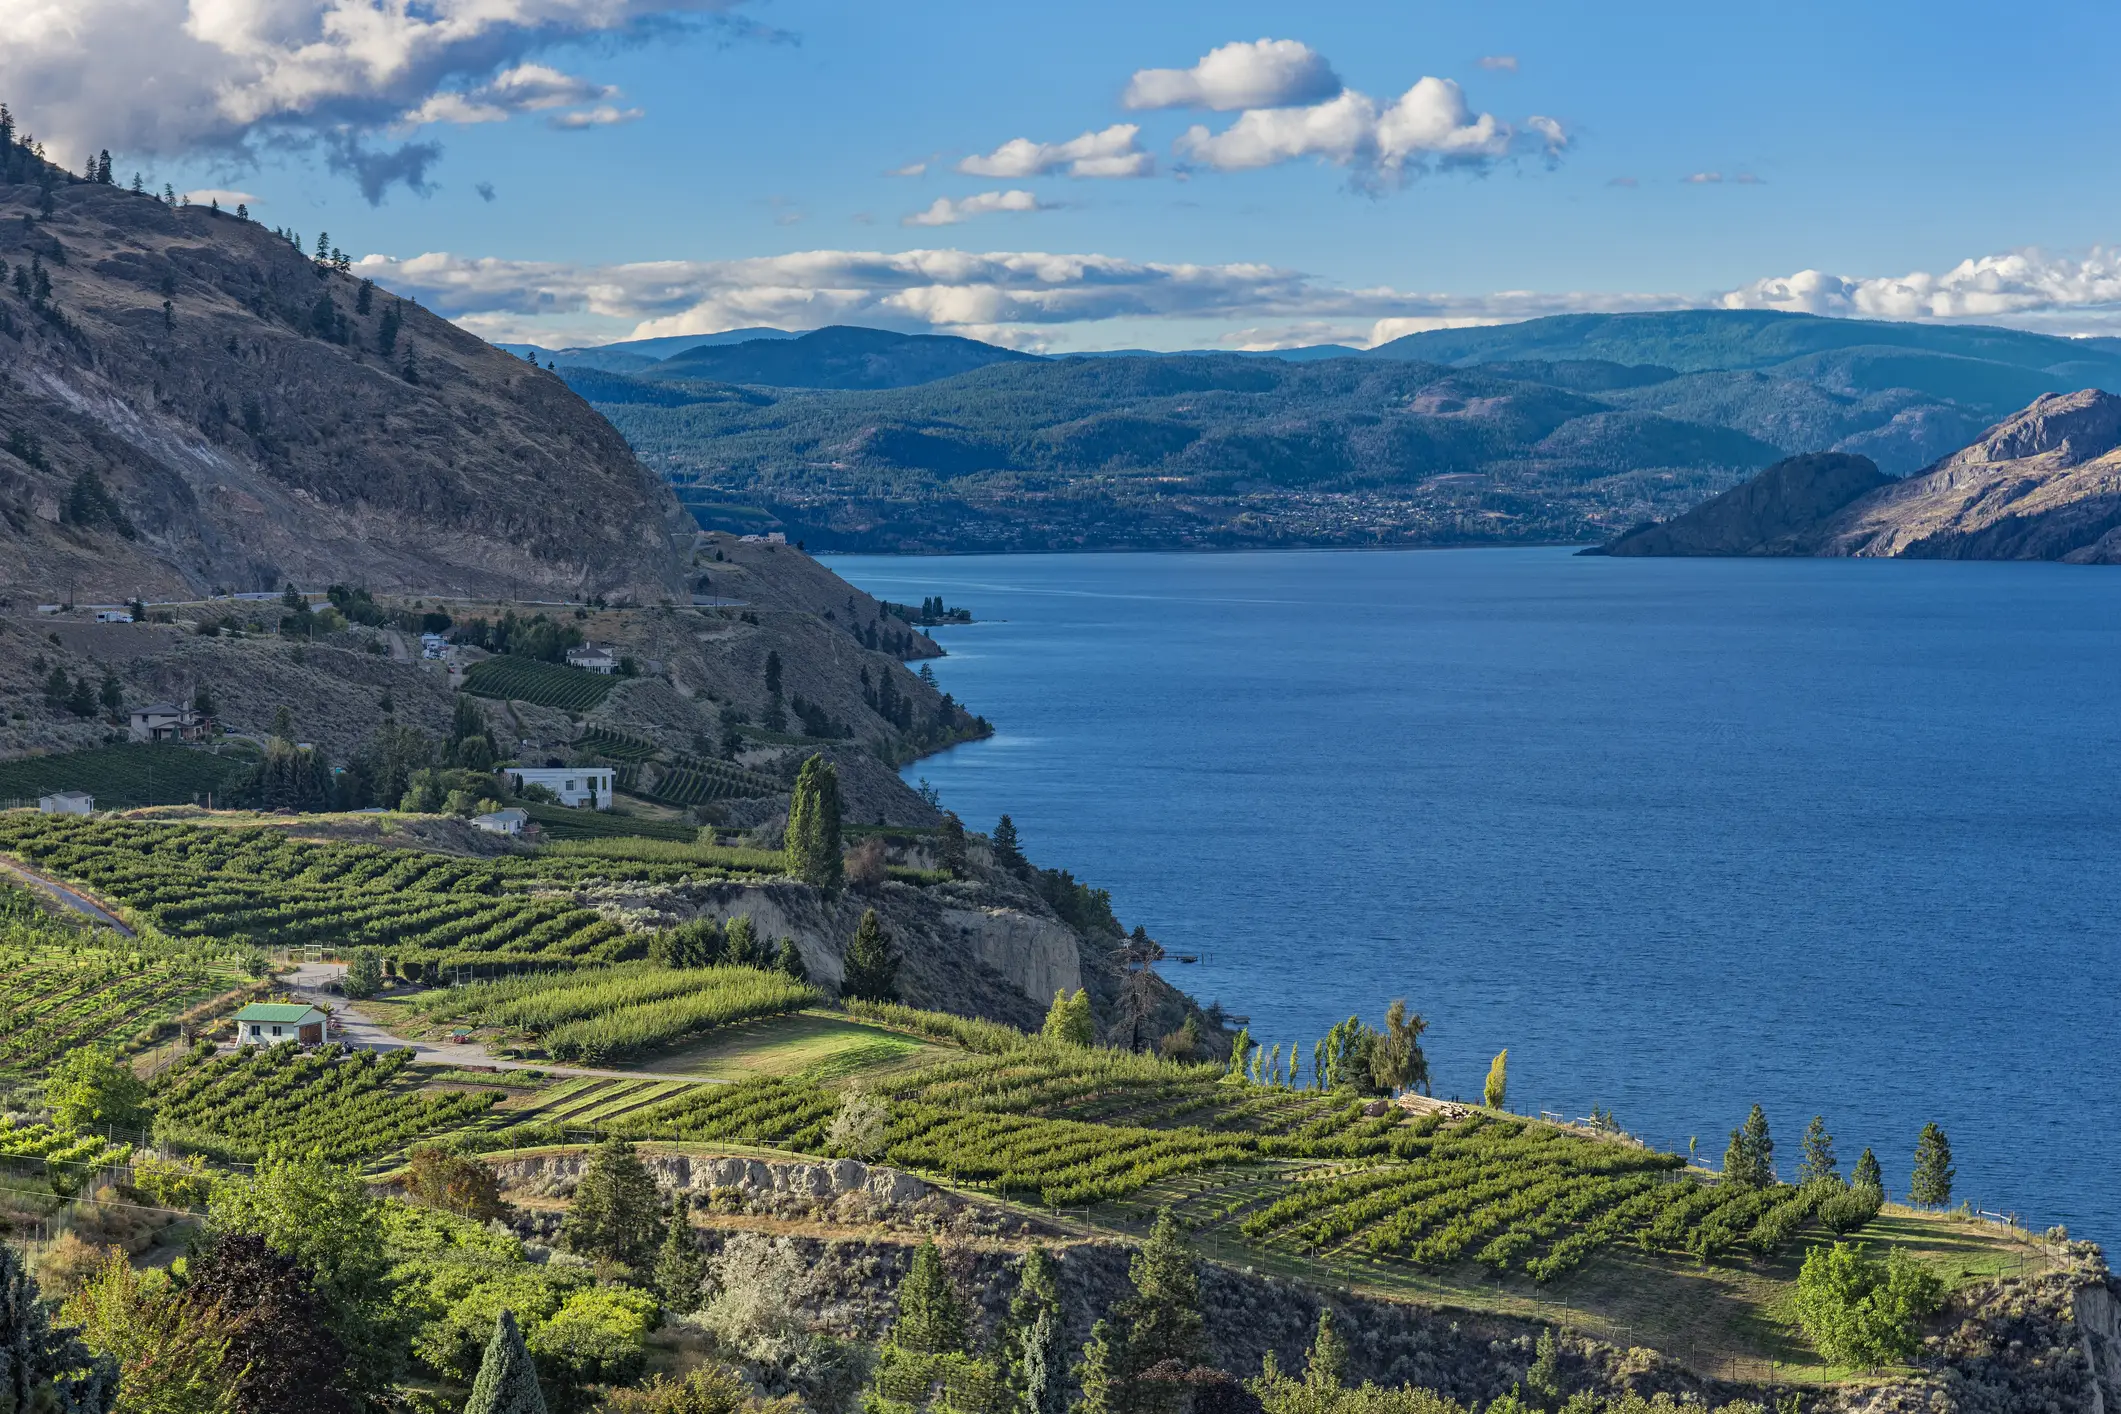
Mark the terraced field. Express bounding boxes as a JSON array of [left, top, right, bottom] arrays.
[[464, 656, 616, 710], [0, 939, 240, 1079]]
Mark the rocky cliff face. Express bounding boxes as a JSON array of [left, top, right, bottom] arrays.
[[1599, 452, 1891, 556], [0, 149, 687, 602], [1815, 389, 2121, 562], [1596, 390, 2121, 564]]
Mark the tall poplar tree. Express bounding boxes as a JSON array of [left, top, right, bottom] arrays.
[[1483, 1050, 1508, 1109], [785, 754, 843, 888]]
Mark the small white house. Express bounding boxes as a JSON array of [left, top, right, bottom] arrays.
[[738, 532, 788, 545], [129, 702, 212, 743], [37, 791, 94, 816], [565, 644, 617, 674], [472, 807, 530, 836], [232, 1002, 328, 1046], [497, 766, 616, 809]]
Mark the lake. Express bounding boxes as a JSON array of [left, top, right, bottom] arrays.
[[833, 547, 2121, 1239]]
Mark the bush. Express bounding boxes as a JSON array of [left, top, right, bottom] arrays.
[[1793, 1242, 1944, 1367], [1819, 1182, 1884, 1235]]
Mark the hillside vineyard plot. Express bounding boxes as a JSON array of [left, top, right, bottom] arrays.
[[0, 816, 780, 971], [0, 743, 252, 809], [0, 932, 235, 1077], [153, 1044, 497, 1163], [464, 656, 616, 710], [409, 964, 819, 1063]]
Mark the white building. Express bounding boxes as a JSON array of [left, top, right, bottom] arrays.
[[497, 766, 616, 809], [37, 791, 93, 815], [419, 633, 447, 659], [565, 644, 617, 674], [129, 702, 213, 743], [94, 609, 133, 624], [472, 807, 530, 836], [231, 1002, 328, 1046]]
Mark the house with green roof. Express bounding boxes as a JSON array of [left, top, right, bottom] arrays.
[[232, 1002, 329, 1046]]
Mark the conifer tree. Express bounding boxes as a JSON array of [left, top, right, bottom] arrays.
[[1740, 1104, 1775, 1185], [1483, 1049, 1508, 1109], [1, 1242, 116, 1413], [1852, 1147, 1884, 1193], [464, 1310, 546, 1414], [1722, 1128, 1754, 1188], [1526, 1326, 1563, 1405], [1115, 1209, 1204, 1382], [1797, 1115, 1839, 1186], [1075, 1319, 1121, 1414], [785, 753, 843, 888], [891, 1242, 970, 1355], [559, 1137, 663, 1269], [66, 673, 95, 718], [42, 664, 68, 714], [937, 810, 968, 874], [1007, 1247, 1067, 1414], [96, 668, 122, 718], [1910, 1123, 1954, 1207], [991, 814, 1025, 871], [775, 935, 809, 981], [1304, 1309, 1348, 1389], [654, 1194, 705, 1313], [841, 907, 900, 1002]]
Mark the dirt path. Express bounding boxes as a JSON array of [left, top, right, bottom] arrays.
[[278, 962, 709, 1082], [0, 854, 136, 935]]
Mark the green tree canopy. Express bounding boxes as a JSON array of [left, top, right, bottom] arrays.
[[1115, 1209, 1205, 1385], [990, 815, 1025, 872], [1852, 1147, 1884, 1192], [1041, 989, 1095, 1047], [45, 1045, 147, 1133], [1797, 1115, 1839, 1186], [654, 1194, 706, 1315], [1482, 1050, 1507, 1110], [559, 1137, 664, 1271], [0, 1242, 117, 1414], [785, 754, 843, 888], [1006, 1247, 1066, 1414], [1792, 1243, 1944, 1368], [1303, 1309, 1348, 1390]]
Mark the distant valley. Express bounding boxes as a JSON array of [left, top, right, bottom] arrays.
[[549, 313, 2121, 553]]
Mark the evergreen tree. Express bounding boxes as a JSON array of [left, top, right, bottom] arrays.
[[354, 278, 373, 315], [1483, 1049, 1508, 1109], [1740, 1104, 1775, 1184], [1852, 1147, 1884, 1193], [991, 814, 1025, 871], [890, 1242, 969, 1356], [841, 908, 901, 1003], [271, 703, 295, 740], [1526, 1326, 1563, 1406], [1115, 1209, 1204, 1385], [1303, 1308, 1348, 1389], [559, 1137, 663, 1270], [775, 936, 809, 982], [1797, 1115, 1839, 1186], [1910, 1123, 1954, 1207], [66, 673, 95, 718], [654, 1194, 705, 1314], [721, 914, 760, 966], [1075, 1319, 1121, 1414], [764, 649, 782, 697], [937, 811, 968, 874], [785, 753, 843, 888], [464, 1310, 546, 1414], [97, 668, 122, 718], [1006, 1247, 1067, 1414], [42, 664, 68, 715], [1721, 1128, 1755, 1188], [1041, 988, 1095, 1047], [0, 1242, 117, 1414], [377, 301, 401, 354]]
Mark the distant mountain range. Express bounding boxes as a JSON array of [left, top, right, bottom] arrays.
[[518, 311, 2121, 552]]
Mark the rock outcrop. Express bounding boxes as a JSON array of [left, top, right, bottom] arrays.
[[1598, 452, 1891, 556], [1597, 390, 2121, 564]]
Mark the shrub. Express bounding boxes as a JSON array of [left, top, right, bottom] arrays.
[[1819, 1182, 1884, 1235], [343, 949, 384, 999]]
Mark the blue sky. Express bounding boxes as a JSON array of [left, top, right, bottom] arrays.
[[11, 0, 2121, 349]]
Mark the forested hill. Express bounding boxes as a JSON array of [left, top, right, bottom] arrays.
[[0, 132, 689, 604], [557, 310, 2121, 553]]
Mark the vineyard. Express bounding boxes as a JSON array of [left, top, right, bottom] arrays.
[[410, 964, 819, 1062], [634, 755, 781, 807], [575, 727, 659, 761], [521, 802, 698, 842], [0, 816, 784, 972], [0, 933, 239, 1078], [151, 1044, 498, 1164], [464, 656, 616, 710], [0, 743, 252, 809], [0, 1121, 134, 1193]]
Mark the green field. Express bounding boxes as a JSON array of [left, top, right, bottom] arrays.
[[464, 655, 616, 710], [405, 963, 819, 1063], [639, 1011, 940, 1081], [0, 743, 253, 808], [522, 802, 698, 841]]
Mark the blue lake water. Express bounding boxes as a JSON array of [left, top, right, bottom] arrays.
[[833, 547, 2121, 1240]]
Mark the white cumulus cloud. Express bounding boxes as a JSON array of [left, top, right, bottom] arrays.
[[0, 0, 748, 201], [1720, 247, 2121, 327], [1176, 77, 1558, 175], [549, 105, 644, 130], [902, 191, 1052, 228], [1123, 39, 1341, 112], [958, 124, 1153, 179]]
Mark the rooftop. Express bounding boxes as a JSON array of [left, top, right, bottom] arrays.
[[232, 1003, 324, 1023]]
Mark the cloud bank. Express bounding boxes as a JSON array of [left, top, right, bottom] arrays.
[[355, 242, 2121, 351], [0, 0, 745, 200]]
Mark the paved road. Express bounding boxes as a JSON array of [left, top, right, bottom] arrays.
[[280, 962, 677, 1082], [0, 855, 136, 935]]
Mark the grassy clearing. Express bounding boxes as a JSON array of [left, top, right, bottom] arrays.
[[638, 1012, 943, 1082]]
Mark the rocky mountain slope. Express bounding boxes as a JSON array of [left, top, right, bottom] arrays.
[[1601, 390, 2121, 563], [0, 139, 687, 603]]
